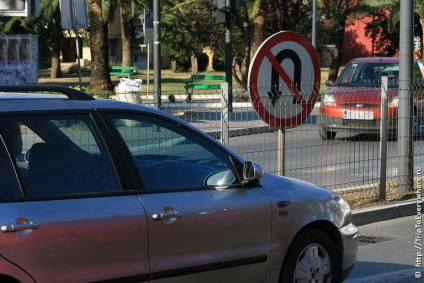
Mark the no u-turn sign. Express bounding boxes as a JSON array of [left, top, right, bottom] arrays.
[[248, 31, 320, 128]]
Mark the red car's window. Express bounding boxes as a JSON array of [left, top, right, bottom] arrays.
[[337, 62, 399, 87]]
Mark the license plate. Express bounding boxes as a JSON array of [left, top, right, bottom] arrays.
[[343, 110, 374, 120]]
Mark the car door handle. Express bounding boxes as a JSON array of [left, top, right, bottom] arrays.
[[1, 223, 40, 232], [152, 212, 182, 220]]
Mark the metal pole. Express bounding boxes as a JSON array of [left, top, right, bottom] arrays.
[[225, 8, 232, 112], [398, 0, 414, 192], [278, 129, 285, 176], [312, 0, 317, 48], [153, 0, 161, 109], [380, 75, 388, 200], [220, 82, 230, 146], [147, 42, 150, 92], [71, 0, 83, 90]]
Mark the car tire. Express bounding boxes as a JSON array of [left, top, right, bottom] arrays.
[[279, 229, 339, 283], [317, 125, 336, 140]]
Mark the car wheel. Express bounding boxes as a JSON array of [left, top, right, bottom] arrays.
[[317, 125, 336, 140], [279, 229, 339, 283]]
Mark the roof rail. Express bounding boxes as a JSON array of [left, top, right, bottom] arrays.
[[0, 85, 95, 101]]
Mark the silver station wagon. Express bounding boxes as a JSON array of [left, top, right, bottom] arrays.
[[0, 85, 358, 283]]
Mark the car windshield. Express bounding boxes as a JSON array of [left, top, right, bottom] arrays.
[[336, 62, 399, 87]]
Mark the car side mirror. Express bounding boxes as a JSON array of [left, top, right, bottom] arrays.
[[325, 80, 334, 87], [205, 169, 236, 188], [243, 161, 264, 181]]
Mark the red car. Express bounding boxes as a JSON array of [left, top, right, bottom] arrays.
[[318, 57, 424, 140]]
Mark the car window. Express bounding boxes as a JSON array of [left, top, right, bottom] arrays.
[[337, 62, 399, 87], [0, 133, 22, 198], [107, 114, 236, 190], [0, 115, 120, 197]]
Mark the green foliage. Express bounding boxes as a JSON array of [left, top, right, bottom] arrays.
[[212, 49, 225, 71], [363, 0, 399, 34], [95, 0, 117, 24], [161, 0, 219, 71], [233, 89, 250, 102], [168, 94, 176, 103], [246, 0, 262, 20]]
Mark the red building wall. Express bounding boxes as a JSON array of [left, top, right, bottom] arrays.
[[342, 17, 374, 64]]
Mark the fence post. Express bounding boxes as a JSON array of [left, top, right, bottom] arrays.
[[380, 75, 388, 200], [220, 82, 230, 146]]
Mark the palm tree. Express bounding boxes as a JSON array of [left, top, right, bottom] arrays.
[[87, 0, 115, 91], [118, 0, 133, 66], [39, 0, 64, 78], [320, 0, 357, 81], [365, 0, 424, 60], [246, 0, 267, 61], [118, 0, 148, 67]]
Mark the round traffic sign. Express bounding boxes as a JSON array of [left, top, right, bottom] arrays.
[[248, 31, 320, 128]]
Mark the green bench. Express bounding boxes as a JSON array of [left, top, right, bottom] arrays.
[[184, 74, 226, 94], [109, 66, 137, 77]]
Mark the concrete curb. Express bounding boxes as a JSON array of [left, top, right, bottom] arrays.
[[352, 199, 418, 226]]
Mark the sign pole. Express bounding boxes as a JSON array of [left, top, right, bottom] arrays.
[[147, 42, 150, 92], [221, 82, 230, 146], [153, 1, 161, 110], [72, 0, 83, 90], [225, 7, 232, 112], [247, 32, 319, 177], [278, 129, 285, 176], [60, 0, 88, 90]]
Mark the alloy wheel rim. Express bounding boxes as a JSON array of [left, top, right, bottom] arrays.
[[293, 243, 332, 283]]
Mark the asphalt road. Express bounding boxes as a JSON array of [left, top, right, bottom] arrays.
[[345, 216, 424, 283]]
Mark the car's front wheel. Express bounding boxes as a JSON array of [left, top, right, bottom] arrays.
[[317, 125, 336, 140], [279, 229, 339, 283]]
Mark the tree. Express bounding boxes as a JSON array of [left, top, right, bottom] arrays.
[[118, 0, 148, 67], [38, 0, 64, 78], [161, 0, 217, 72], [232, 0, 322, 89], [118, 0, 133, 66], [320, 0, 356, 81], [88, 0, 116, 91]]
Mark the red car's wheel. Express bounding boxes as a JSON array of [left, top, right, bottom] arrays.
[[317, 125, 336, 140]]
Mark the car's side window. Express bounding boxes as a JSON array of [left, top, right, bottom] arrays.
[[1, 115, 120, 197], [108, 114, 236, 190], [0, 133, 22, 198]]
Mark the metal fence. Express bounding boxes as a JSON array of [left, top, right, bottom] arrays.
[[122, 81, 421, 208]]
